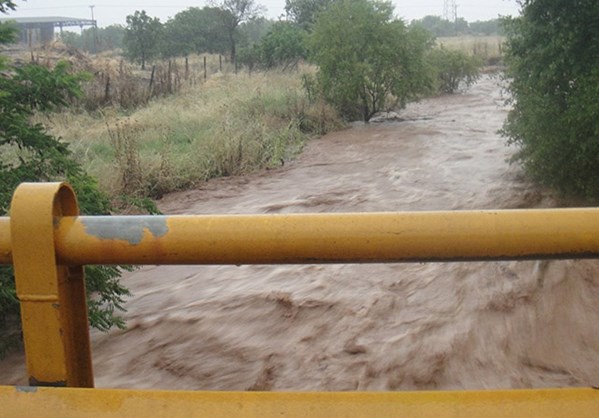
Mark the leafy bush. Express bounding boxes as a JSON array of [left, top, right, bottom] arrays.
[[309, 0, 434, 122], [502, 0, 599, 198], [428, 47, 482, 94], [0, 6, 132, 356], [258, 22, 307, 70]]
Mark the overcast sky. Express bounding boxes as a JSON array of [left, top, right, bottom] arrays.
[[3, 0, 521, 28]]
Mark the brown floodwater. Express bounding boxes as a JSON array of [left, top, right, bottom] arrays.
[[2, 75, 598, 390]]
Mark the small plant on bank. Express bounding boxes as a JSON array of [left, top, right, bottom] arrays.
[[428, 47, 482, 94]]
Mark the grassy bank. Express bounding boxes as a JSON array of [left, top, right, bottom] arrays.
[[38, 69, 342, 199]]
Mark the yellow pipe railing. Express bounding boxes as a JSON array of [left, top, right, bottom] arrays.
[[1, 182, 599, 417], [2, 208, 599, 266]]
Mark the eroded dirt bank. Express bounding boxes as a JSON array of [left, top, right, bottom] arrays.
[[2, 75, 599, 390]]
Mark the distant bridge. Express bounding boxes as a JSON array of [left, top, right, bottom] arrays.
[[0, 16, 96, 45]]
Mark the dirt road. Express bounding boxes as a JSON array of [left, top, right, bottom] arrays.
[[2, 75, 599, 390]]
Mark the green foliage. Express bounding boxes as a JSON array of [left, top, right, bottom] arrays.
[[124, 10, 163, 69], [410, 15, 469, 37], [284, 0, 334, 30], [0, 16, 15, 44], [469, 19, 503, 36], [0, 3, 131, 355], [0, 0, 14, 14], [211, 0, 265, 62], [161, 7, 230, 57], [238, 17, 273, 48], [61, 25, 125, 53], [428, 47, 482, 93], [236, 44, 262, 71], [502, 0, 599, 198], [309, 0, 434, 122], [98, 25, 127, 51], [410, 15, 503, 37], [258, 22, 307, 69]]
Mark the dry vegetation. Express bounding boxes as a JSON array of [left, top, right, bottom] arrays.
[[30, 52, 341, 199], [438, 35, 505, 65], [15, 35, 499, 202]]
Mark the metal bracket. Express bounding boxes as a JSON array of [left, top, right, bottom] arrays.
[[10, 182, 93, 387]]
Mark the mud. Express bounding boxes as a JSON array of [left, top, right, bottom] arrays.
[[2, 75, 598, 390]]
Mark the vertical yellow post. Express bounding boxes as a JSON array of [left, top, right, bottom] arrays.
[[10, 183, 93, 388]]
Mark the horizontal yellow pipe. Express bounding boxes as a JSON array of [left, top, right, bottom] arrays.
[[1, 386, 599, 418], [2, 209, 599, 265]]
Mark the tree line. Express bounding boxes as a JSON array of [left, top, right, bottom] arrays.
[[410, 15, 503, 37], [60, 2, 502, 69]]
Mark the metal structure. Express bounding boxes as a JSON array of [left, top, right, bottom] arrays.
[[1, 182, 598, 416], [443, 0, 458, 22], [0, 16, 96, 45]]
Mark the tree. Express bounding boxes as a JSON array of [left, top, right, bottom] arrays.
[[212, 0, 265, 63], [124, 10, 162, 69], [502, 0, 599, 198], [284, 0, 333, 30], [98, 25, 126, 51], [310, 0, 433, 122], [410, 15, 468, 37], [0, 1, 130, 356], [428, 47, 482, 93], [61, 25, 125, 53], [259, 21, 307, 69], [469, 19, 503, 35], [161, 7, 229, 58], [238, 16, 273, 47]]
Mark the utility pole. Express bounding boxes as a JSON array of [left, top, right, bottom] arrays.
[[89, 5, 98, 53]]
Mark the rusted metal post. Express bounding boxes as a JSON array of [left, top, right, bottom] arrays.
[[10, 183, 93, 387]]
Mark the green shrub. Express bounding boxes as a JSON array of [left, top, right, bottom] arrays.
[[428, 47, 482, 94], [0, 5, 134, 357], [258, 22, 307, 70], [309, 0, 434, 122], [502, 0, 599, 198]]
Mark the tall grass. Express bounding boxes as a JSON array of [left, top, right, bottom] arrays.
[[437, 35, 505, 65], [39, 69, 342, 199]]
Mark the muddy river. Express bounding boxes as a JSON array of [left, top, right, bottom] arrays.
[[2, 75, 598, 390]]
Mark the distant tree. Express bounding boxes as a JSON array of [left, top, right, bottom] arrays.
[[98, 24, 126, 50], [236, 43, 261, 72], [61, 25, 125, 53], [238, 16, 273, 48], [428, 47, 482, 93], [469, 19, 503, 35], [259, 21, 307, 69], [310, 0, 433, 122], [502, 0, 599, 198], [161, 7, 229, 57], [60, 31, 84, 49], [211, 0, 265, 63], [284, 0, 333, 29], [410, 15, 468, 37], [123, 10, 162, 69]]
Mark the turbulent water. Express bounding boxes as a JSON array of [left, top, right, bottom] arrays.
[[2, 75, 599, 390]]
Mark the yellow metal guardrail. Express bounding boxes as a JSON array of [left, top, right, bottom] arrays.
[[1, 182, 598, 416]]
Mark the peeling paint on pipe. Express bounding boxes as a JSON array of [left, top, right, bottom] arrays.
[[81, 216, 169, 245]]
